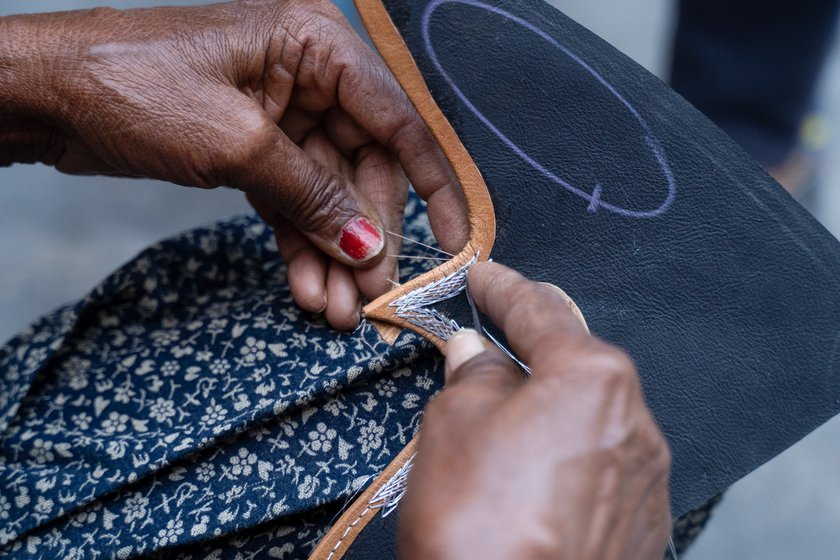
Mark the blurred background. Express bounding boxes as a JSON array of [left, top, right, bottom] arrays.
[[1, 0, 839, 557]]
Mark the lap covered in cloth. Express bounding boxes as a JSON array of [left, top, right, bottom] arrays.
[[0, 194, 444, 559]]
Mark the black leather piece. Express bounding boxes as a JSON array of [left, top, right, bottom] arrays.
[[345, 0, 840, 556], [343, 509, 400, 560]]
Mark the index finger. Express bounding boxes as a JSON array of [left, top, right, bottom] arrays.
[[468, 262, 590, 366], [332, 28, 470, 254]]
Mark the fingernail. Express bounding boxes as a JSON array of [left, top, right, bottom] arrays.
[[353, 300, 363, 328], [339, 217, 383, 262], [315, 294, 328, 314], [445, 328, 485, 382]]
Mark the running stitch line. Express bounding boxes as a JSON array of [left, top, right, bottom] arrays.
[[323, 455, 416, 559], [325, 506, 372, 560]]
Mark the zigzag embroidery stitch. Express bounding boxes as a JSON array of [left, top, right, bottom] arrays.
[[388, 254, 478, 340], [368, 454, 415, 517]]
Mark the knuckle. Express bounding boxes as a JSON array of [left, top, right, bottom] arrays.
[[423, 391, 459, 423], [514, 283, 562, 329], [287, 2, 354, 62], [213, 121, 277, 182], [448, 350, 522, 391], [389, 113, 434, 157], [515, 282, 547, 312], [291, 169, 355, 234], [570, 342, 637, 384], [534, 339, 630, 381]]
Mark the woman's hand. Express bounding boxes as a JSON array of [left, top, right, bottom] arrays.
[[0, 0, 468, 329], [401, 262, 672, 560]]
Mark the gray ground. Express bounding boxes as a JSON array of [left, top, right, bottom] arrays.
[[1, 0, 839, 557]]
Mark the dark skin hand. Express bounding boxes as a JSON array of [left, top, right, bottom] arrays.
[[0, 0, 469, 329], [401, 262, 673, 560]]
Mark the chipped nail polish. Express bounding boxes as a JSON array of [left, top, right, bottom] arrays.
[[339, 217, 383, 262]]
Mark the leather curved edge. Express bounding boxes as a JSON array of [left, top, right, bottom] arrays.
[[308, 436, 418, 560], [356, 0, 496, 351], [540, 283, 591, 335]]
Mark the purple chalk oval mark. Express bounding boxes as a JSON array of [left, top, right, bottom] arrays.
[[421, 0, 676, 218]]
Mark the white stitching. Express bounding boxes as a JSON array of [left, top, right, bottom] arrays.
[[368, 454, 415, 517], [325, 506, 372, 560], [389, 255, 477, 340], [323, 454, 416, 558], [323, 257, 479, 558]]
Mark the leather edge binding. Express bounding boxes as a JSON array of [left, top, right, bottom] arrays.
[[308, 437, 418, 560], [356, 0, 496, 351], [310, 0, 494, 554]]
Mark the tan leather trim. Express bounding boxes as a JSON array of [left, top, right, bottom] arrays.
[[356, 0, 496, 352], [539, 283, 591, 335], [308, 436, 418, 560]]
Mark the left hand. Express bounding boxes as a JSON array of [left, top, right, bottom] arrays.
[[0, 0, 469, 329]]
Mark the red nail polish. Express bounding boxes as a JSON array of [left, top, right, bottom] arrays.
[[339, 217, 383, 262]]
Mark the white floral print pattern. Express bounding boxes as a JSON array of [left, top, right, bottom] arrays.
[[0, 196, 444, 558]]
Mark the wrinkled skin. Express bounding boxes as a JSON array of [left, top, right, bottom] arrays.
[[0, 0, 469, 329], [401, 262, 673, 560]]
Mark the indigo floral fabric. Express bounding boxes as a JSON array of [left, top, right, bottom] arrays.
[[0, 195, 444, 559]]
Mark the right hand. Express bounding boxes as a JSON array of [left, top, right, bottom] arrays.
[[400, 262, 672, 560]]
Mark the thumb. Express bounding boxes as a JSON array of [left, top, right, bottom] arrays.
[[229, 126, 385, 266], [445, 329, 487, 383], [445, 329, 523, 392]]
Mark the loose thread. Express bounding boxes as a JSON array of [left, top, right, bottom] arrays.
[[482, 328, 532, 375], [668, 537, 679, 560], [465, 268, 483, 333], [354, 319, 385, 357], [324, 472, 376, 531], [387, 254, 449, 262], [386, 230, 455, 258]]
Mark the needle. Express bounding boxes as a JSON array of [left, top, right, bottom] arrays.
[[465, 267, 483, 333]]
